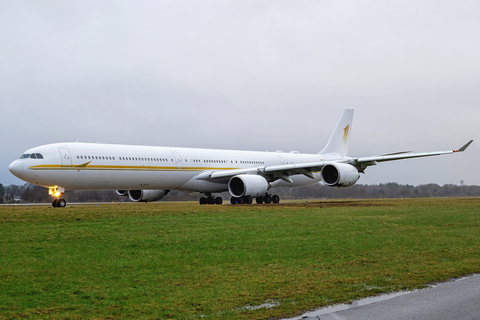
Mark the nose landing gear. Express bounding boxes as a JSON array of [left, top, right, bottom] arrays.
[[49, 187, 66, 208], [52, 198, 66, 208]]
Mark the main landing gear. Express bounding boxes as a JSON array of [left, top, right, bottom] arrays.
[[230, 193, 280, 205], [199, 195, 223, 205], [52, 198, 67, 208]]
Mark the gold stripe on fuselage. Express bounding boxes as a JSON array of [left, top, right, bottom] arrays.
[[28, 164, 239, 172]]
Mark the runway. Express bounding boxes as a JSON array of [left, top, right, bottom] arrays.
[[286, 274, 480, 320]]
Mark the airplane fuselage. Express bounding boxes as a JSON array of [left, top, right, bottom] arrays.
[[9, 142, 333, 192], [9, 109, 471, 207]]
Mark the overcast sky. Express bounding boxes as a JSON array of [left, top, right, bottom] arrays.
[[1, 0, 478, 188]]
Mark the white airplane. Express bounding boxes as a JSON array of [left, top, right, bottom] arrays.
[[8, 109, 472, 207]]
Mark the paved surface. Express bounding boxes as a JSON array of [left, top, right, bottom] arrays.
[[287, 274, 480, 320]]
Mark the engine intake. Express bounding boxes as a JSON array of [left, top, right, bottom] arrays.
[[321, 163, 360, 187], [228, 174, 269, 198], [128, 189, 170, 202], [116, 190, 128, 196]]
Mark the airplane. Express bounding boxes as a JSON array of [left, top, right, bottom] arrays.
[[8, 109, 473, 207]]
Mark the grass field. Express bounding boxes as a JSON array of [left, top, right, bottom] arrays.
[[1, 198, 479, 319]]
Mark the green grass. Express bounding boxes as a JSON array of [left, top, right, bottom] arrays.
[[1, 198, 479, 319]]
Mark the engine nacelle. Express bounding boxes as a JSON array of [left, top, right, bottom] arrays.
[[116, 190, 128, 196], [128, 189, 170, 202], [228, 174, 269, 198], [321, 163, 360, 187]]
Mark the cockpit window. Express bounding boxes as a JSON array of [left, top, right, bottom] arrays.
[[20, 153, 44, 159]]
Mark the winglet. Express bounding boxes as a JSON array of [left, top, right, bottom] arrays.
[[455, 140, 473, 152]]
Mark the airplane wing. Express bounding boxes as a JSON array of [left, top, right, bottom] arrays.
[[196, 161, 327, 183], [354, 140, 473, 164], [195, 140, 473, 183]]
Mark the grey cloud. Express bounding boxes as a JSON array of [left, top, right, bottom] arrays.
[[1, 0, 478, 186]]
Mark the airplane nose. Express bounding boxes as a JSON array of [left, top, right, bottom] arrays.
[[8, 160, 23, 178]]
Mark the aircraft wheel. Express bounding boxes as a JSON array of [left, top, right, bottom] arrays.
[[272, 195, 280, 204], [264, 195, 272, 204], [215, 197, 223, 205], [244, 197, 253, 204], [231, 197, 243, 204], [199, 197, 207, 205], [256, 196, 264, 204], [52, 199, 59, 207], [207, 196, 215, 204], [58, 199, 67, 207]]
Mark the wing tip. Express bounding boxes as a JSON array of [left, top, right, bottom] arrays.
[[456, 140, 473, 152]]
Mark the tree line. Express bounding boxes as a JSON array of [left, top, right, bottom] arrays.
[[1, 182, 479, 204]]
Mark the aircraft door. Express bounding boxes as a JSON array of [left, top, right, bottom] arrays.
[[172, 152, 183, 169], [276, 155, 286, 165], [59, 148, 72, 166]]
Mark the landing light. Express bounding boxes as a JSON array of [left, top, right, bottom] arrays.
[[49, 187, 64, 198]]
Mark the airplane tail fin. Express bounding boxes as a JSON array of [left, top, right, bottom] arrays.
[[319, 109, 354, 156]]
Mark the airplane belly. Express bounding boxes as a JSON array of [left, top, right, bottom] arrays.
[[81, 169, 197, 190], [35, 168, 198, 190], [177, 178, 228, 193], [33, 169, 70, 188]]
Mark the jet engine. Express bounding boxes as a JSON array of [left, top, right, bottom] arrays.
[[321, 163, 360, 187], [228, 174, 269, 198], [116, 190, 128, 196], [128, 189, 170, 202]]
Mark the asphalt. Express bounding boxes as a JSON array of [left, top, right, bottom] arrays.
[[285, 274, 480, 320]]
